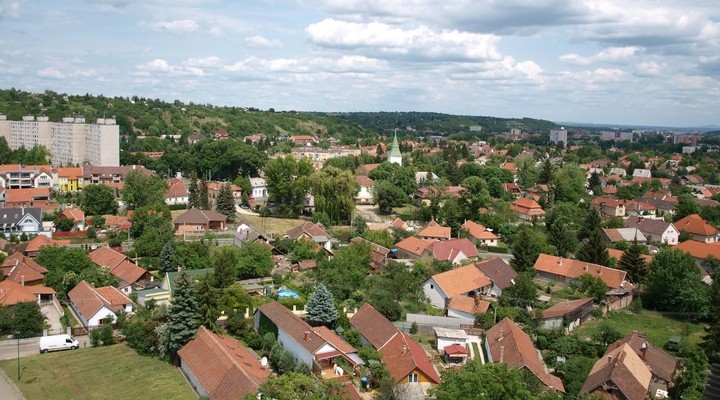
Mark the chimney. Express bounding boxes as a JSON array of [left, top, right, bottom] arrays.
[[558, 257, 563, 265], [499, 345, 505, 363], [402, 344, 408, 355], [607, 355, 613, 364], [584, 263, 589, 272], [21, 275, 25, 286], [598, 267, 602, 275], [304, 331, 311, 342], [640, 341, 648, 361]]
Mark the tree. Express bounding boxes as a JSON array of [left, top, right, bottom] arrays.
[[368, 162, 416, 196], [237, 241, 274, 279], [309, 166, 358, 225], [2, 302, 44, 338], [160, 240, 177, 273], [576, 229, 610, 267], [670, 345, 709, 400], [80, 184, 118, 215], [256, 372, 345, 400], [316, 241, 371, 301], [305, 284, 338, 326], [374, 180, 407, 214], [674, 194, 701, 221], [701, 268, 720, 355], [196, 274, 220, 331], [500, 272, 538, 308], [432, 360, 535, 400], [264, 156, 312, 217], [165, 270, 200, 360], [187, 173, 200, 208], [198, 179, 210, 209], [554, 164, 587, 203], [510, 226, 546, 274], [211, 246, 240, 288], [617, 241, 649, 285], [575, 274, 608, 301], [579, 209, 602, 241], [122, 170, 167, 210], [588, 171, 602, 195], [54, 217, 74, 232], [643, 248, 710, 315], [215, 182, 236, 222], [36, 246, 102, 298], [538, 158, 555, 185], [129, 204, 174, 257]]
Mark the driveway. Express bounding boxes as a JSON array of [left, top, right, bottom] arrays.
[[354, 205, 383, 223], [0, 368, 24, 400]]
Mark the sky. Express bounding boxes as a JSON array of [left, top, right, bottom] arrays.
[[0, 0, 719, 127]]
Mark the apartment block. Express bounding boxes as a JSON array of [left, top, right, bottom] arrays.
[[0, 115, 119, 167]]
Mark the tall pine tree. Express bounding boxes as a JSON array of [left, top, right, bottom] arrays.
[[305, 283, 338, 326], [165, 270, 200, 360], [215, 182, 236, 222], [199, 179, 210, 210], [576, 228, 611, 267], [579, 208, 602, 241], [197, 274, 220, 332], [510, 228, 542, 274], [188, 174, 199, 208], [160, 240, 177, 273], [617, 241, 649, 285]]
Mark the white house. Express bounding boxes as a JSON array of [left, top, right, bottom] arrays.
[[423, 263, 492, 311], [624, 216, 680, 245], [165, 178, 189, 205], [68, 280, 133, 327], [475, 257, 518, 298], [434, 327, 469, 351], [250, 177, 267, 203], [0, 207, 48, 238], [355, 175, 374, 204]]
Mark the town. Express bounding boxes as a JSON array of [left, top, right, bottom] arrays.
[[0, 89, 719, 400]]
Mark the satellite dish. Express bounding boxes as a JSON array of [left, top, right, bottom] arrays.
[[260, 357, 268, 368]]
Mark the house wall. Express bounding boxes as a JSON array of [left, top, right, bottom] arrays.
[[436, 337, 467, 351], [662, 227, 679, 245], [277, 330, 314, 368], [542, 316, 564, 331], [422, 278, 447, 309], [488, 284, 503, 298], [401, 368, 436, 384], [535, 271, 564, 285], [87, 306, 117, 327], [165, 196, 188, 205], [180, 359, 210, 399], [447, 308, 475, 320], [396, 248, 421, 260], [692, 234, 716, 243], [479, 238, 498, 247], [450, 252, 469, 265]]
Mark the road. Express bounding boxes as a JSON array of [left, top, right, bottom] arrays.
[[0, 336, 91, 361], [479, 251, 514, 262]]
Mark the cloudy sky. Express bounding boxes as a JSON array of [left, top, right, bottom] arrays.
[[1, 0, 719, 127]]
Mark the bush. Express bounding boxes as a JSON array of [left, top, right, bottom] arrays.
[[409, 322, 418, 334], [86, 226, 97, 239], [485, 245, 509, 253], [90, 325, 115, 347]]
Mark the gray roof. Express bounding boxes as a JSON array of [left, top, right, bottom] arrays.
[[0, 207, 42, 227], [476, 257, 517, 290], [624, 216, 673, 236]]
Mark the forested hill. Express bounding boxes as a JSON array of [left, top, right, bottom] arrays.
[[0, 88, 557, 139]]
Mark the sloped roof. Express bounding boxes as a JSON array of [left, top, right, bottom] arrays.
[[476, 257, 517, 290], [68, 280, 131, 321], [178, 326, 269, 400], [533, 253, 630, 290], [349, 303, 400, 350], [0, 279, 39, 306], [5, 188, 50, 203], [542, 298, 594, 319], [674, 214, 719, 237], [606, 331, 677, 383], [394, 236, 433, 257], [356, 175, 374, 187], [380, 332, 441, 384], [674, 240, 720, 260], [174, 208, 227, 225], [602, 228, 646, 243], [624, 216, 675, 237], [20, 234, 68, 254], [417, 220, 451, 240], [607, 248, 653, 264], [428, 263, 491, 298], [257, 301, 326, 353], [2, 252, 47, 283], [580, 343, 652, 400], [89, 246, 126, 269], [511, 197, 543, 210], [58, 208, 85, 223], [447, 296, 490, 315], [312, 326, 357, 354], [165, 178, 188, 199], [57, 167, 83, 180], [426, 238, 479, 261], [461, 220, 498, 240], [286, 221, 329, 241], [485, 318, 565, 392]]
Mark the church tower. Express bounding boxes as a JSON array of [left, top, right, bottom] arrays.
[[388, 133, 402, 166]]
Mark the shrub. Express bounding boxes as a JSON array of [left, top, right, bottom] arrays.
[[90, 325, 115, 347]]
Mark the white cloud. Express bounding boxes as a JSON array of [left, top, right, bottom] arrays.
[[560, 46, 640, 65], [245, 35, 283, 49], [183, 56, 221, 67], [306, 18, 501, 61], [37, 67, 65, 79], [0, 1, 22, 19], [143, 19, 199, 33], [136, 58, 206, 76]]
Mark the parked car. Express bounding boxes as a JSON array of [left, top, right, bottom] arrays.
[[39, 334, 79, 353]]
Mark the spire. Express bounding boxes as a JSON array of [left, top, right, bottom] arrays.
[[388, 133, 402, 165]]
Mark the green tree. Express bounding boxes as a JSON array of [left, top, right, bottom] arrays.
[[643, 248, 710, 315], [196, 274, 220, 331], [3, 302, 44, 338], [122, 170, 167, 210], [554, 164, 587, 203], [617, 241, 649, 285], [510, 226, 547, 274], [309, 166, 358, 225], [129, 204, 174, 257], [198, 179, 210, 209], [54, 218, 74, 232], [670, 345, 709, 400], [305, 283, 339, 326], [575, 274, 608, 301], [316, 241, 371, 301], [256, 372, 345, 400], [500, 272, 538, 308], [187, 173, 199, 208], [165, 270, 201, 359], [264, 156, 312, 217], [576, 229, 610, 267], [212, 246, 240, 288], [215, 182, 236, 222], [432, 360, 535, 400], [701, 268, 720, 355], [673, 194, 701, 222], [160, 240, 177, 273], [368, 162, 416, 196], [374, 180, 407, 214], [36, 246, 98, 298], [579, 209, 602, 241], [538, 158, 555, 185], [80, 184, 118, 215], [237, 241, 274, 279]]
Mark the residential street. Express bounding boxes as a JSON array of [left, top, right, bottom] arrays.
[[0, 336, 91, 361]]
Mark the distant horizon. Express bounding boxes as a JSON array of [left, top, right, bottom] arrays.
[[1, 1, 717, 128]]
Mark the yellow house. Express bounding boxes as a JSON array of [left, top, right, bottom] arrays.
[[56, 167, 84, 192]]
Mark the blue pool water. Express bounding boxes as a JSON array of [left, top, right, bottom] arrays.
[[277, 289, 300, 299]]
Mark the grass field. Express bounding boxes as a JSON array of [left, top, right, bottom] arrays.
[[576, 308, 707, 349], [170, 209, 305, 236], [0, 344, 195, 400]]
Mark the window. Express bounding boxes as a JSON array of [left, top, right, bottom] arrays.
[[430, 284, 433, 289], [408, 373, 418, 383]]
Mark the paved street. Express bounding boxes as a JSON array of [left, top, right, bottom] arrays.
[[0, 368, 24, 400], [0, 336, 91, 361]]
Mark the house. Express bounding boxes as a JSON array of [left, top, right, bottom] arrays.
[[55, 207, 85, 231], [285, 222, 333, 252], [484, 318, 565, 392], [178, 326, 269, 400], [173, 208, 227, 233], [414, 186, 465, 207], [82, 165, 153, 186], [165, 178, 189, 205], [461, 220, 499, 247], [349, 303, 441, 390], [1, 252, 48, 286], [422, 263, 492, 311], [674, 240, 720, 270], [0, 207, 47, 238], [3, 187, 51, 209], [590, 198, 626, 218], [55, 167, 84, 192], [533, 253, 634, 290], [136, 268, 214, 306], [632, 169, 652, 178], [423, 238, 479, 265], [0, 278, 57, 309], [254, 301, 363, 374], [541, 298, 594, 332], [607, 248, 653, 265], [503, 182, 521, 197], [446, 295, 491, 319], [415, 171, 438, 185], [581, 332, 677, 399], [18, 234, 69, 258], [510, 198, 545, 221], [355, 175, 374, 204], [601, 228, 647, 244], [249, 177, 267, 204], [674, 214, 719, 243], [88, 246, 152, 294], [417, 220, 451, 241], [290, 135, 317, 146], [624, 216, 679, 245], [475, 257, 517, 298], [394, 236, 433, 259], [350, 237, 391, 271], [103, 214, 132, 232], [68, 280, 133, 327]]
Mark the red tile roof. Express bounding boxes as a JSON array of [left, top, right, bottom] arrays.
[[606, 331, 677, 383], [542, 298, 594, 319], [1, 252, 47, 283], [286, 221, 329, 240], [57, 207, 85, 223], [21, 235, 69, 254], [394, 236, 433, 257], [165, 178, 188, 199], [461, 220, 499, 241], [580, 343, 651, 400], [380, 332, 441, 384], [417, 220, 451, 240], [89, 246, 148, 285], [429, 263, 491, 299], [674, 214, 719, 237], [68, 280, 131, 322], [178, 326, 269, 400], [0, 279, 39, 306], [426, 238, 479, 261], [533, 253, 631, 289], [674, 240, 720, 260], [356, 175, 374, 187], [349, 303, 399, 349], [447, 296, 490, 315]]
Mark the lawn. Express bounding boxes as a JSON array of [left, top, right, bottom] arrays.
[[0, 343, 195, 400], [576, 308, 707, 349], [238, 214, 306, 235]]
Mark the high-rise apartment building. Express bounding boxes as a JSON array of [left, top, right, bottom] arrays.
[[549, 127, 568, 147], [0, 115, 119, 166]]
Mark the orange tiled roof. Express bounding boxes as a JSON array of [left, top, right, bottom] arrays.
[[58, 208, 85, 222], [68, 280, 130, 321], [674, 240, 720, 260], [22, 235, 68, 253], [674, 214, 719, 237], [580, 343, 651, 399], [57, 167, 83, 180], [429, 263, 491, 298], [426, 238, 479, 261], [394, 236, 433, 256], [533, 253, 630, 289], [542, 298, 594, 319], [418, 220, 451, 240], [380, 332, 441, 384], [461, 220, 498, 240], [447, 296, 490, 315], [0, 279, 39, 306]]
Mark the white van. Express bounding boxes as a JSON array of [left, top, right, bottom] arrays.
[[39, 334, 79, 353]]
